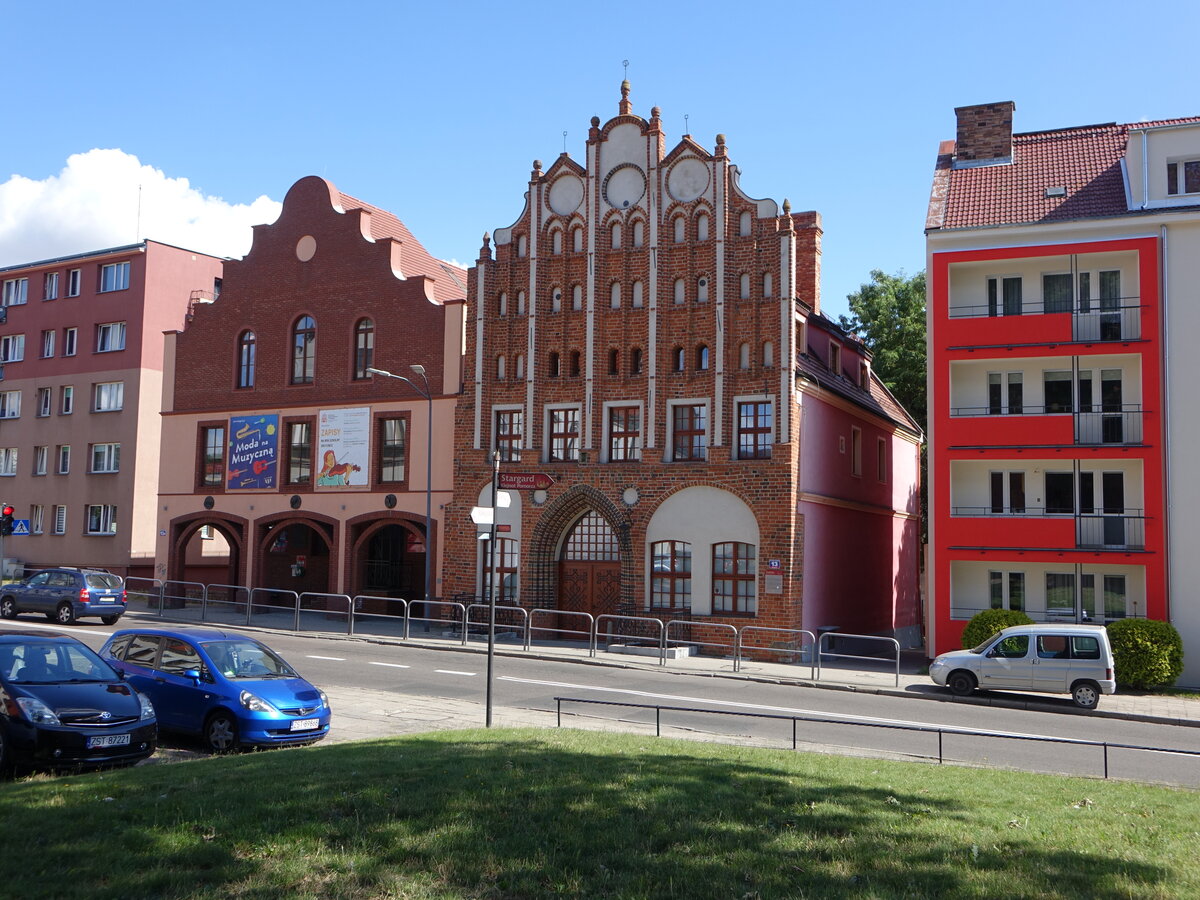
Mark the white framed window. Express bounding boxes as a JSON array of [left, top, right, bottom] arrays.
[[33, 446, 47, 476], [1167, 158, 1200, 196], [988, 571, 1026, 612], [30, 505, 44, 535], [41, 329, 55, 358], [93, 381, 124, 411], [603, 400, 643, 463], [0, 448, 16, 476], [99, 261, 130, 292], [43, 272, 59, 301], [96, 321, 126, 352], [546, 404, 581, 462], [57, 444, 70, 474], [667, 399, 709, 462], [52, 504, 67, 535], [829, 342, 841, 377], [2, 278, 28, 306], [0, 390, 20, 418], [735, 396, 774, 460], [493, 405, 524, 462], [987, 372, 1024, 414], [63, 327, 77, 356], [87, 504, 118, 535], [61, 385, 74, 415], [67, 269, 81, 297], [0, 334, 24, 362], [91, 442, 120, 473]]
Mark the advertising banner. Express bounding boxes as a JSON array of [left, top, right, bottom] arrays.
[[316, 406, 370, 489], [227, 414, 279, 490]]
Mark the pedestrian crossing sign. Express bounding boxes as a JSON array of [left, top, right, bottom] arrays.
[[10, 519, 29, 535]]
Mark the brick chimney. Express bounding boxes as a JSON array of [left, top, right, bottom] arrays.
[[954, 101, 1015, 163]]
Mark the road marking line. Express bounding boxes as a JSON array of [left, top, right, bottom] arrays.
[[436, 669, 476, 677], [0, 620, 109, 637], [306, 655, 346, 661], [369, 662, 411, 669]]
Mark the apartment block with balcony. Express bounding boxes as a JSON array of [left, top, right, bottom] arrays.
[[926, 102, 1200, 684]]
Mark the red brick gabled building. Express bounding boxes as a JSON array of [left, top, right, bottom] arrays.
[[444, 83, 922, 645]]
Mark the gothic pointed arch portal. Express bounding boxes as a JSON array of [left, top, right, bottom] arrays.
[[559, 511, 622, 619]]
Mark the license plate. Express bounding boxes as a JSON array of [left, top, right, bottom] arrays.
[[87, 733, 131, 749], [290, 718, 319, 732], [97, 597, 115, 603]]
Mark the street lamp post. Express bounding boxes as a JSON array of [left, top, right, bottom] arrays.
[[485, 450, 500, 727], [366, 366, 433, 614]]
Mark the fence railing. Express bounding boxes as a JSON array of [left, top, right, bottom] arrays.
[[817, 632, 901, 687]]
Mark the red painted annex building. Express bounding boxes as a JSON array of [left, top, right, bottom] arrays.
[[444, 83, 922, 645]]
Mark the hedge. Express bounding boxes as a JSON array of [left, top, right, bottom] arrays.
[[1107, 618, 1184, 689]]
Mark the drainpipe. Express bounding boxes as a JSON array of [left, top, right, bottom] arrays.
[[1142, 131, 1149, 209], [1160, 224, 1170, 622]]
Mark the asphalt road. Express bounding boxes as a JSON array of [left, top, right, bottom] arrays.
[[10, 616, 1200, 786]]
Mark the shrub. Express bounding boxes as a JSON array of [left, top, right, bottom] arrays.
[[960, 608, 1034, 650], [1106, 618, 1184, 690]]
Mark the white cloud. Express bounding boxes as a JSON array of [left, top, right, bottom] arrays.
[[0, 149, 281, 268]]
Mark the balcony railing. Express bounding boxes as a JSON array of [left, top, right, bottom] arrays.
[[946, 405, 1144, 445], [949, 507, 1146, 551], [946, 299, 1142, 342]]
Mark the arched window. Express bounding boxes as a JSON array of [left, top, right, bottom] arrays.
[[569, 350, 581, 377], [651, 541, 692, 609], [515, 354, 525, 380], [632, 220, 645, 247], [739, 342, 750, 369], [763, 341, 774, 367], [696, 344, 709, 370], [630, 347, 643, 375], [237, 330, 256, 388], [498, 292, 508, 317], [551, 286, 562, 313], [740, 273, 751, 300], [739, 211, 752, 237], [517, 234, 527, 257], [517, 291, 526, 315], [572, 227, 583, 252], [697, 213, 709, 241], [609, 348, 620, 375], [713, 542, 756, 613], [291, 315, 316, 384], [552, 230, 563, 254], [674, 216, 686, 243], [632, 280, 644, 309], [696, 276, 709, 303], [572, 284, 583, 311], [496, 354, 507, 380], [673, 346, 685, 371], [353, 318, 374, 380], [674, 278, 685, 305], [548, 351, 560, 378], [762, 272, 773, 299], [611, 222, 622, 250], [610, 282, 621, 309]]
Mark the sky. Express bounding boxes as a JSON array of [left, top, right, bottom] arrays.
[[3, 1, 1198, 323]]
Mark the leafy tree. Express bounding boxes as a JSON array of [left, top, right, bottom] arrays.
[[838, 270, 926, 431]]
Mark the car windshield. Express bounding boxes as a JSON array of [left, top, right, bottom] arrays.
[[200, 639, 298, 679], [85, 573, 123, 589], [968, 638, 996, 654], [1, 640, 119, 684]]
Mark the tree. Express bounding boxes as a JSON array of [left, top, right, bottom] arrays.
[[838, 269, 926, 432]]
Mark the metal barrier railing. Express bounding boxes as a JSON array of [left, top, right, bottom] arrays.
[[665, 619, 739, 670], [406, 600, 467, 641], [248, 587, 300, 629], [596, 614, 667, 666], [818, 632, 900, 687], [466, 603, 529, 648], [299, 592, 352, 635], [529, 609, 596, 656], [123, 577, 163, 614], [348, 595, 409, 638], [204, 583, 251, 624], [737, 626, 817, 679], [552, 696, 1200, 783], [161, 580, 205, 617]]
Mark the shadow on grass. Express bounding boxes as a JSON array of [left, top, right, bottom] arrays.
[[0, 729, 1182, 899]]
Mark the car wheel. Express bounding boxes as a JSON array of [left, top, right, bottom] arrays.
[[1072, 681, 1100, 710], [101, 615, 121, 626], [55, 603, 76, 625], [204, 712, 240, 753], [0, 596, 15, 619], [947, 670, 977, 697]]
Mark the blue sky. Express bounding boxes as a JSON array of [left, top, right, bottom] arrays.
[[3, 1, 1197, 322]]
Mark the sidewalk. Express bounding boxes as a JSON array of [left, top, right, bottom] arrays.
[[124, 610, 1200, 733]]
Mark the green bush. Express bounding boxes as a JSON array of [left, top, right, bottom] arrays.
[[1106, 618, 1184, 689], [960, 608, 1034, 649]]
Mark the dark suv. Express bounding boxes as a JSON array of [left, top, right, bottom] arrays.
[[0, 568, 127, 625]]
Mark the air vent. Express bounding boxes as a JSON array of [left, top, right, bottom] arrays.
[[1044, 186, 1067, 198]]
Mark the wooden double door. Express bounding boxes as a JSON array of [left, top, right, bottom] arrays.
[[557, 511, 622, 619]]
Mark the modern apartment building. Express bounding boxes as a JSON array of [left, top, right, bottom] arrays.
[[926, 102, 1200, 683], [0, 241, 224, 577]]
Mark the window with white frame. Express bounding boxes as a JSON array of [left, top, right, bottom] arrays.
[[0, 334, 24, 362], [0, 448, 16, 476], [63, 327, 77, 356], [607, 404, 641, 462], [52, 504, 67, 534], [828, 342, 841, 377], [43, 272, 59, 301], [67, 269, 81, 297], [91, 442, 120, 473], [93, 381, 124, 412], [96, 321, 126, 352], [712, 541, 756, 614], [61, 385, 74, 414], [494, 408, 523, 462], [41, 329, 54, 358], [1167, 159, 1200, 196], [87, 504, 118, 535], [548, 406, 580, 462], [2, 278, 27, 306], [33, 446, 47, 476], [30, 505, 44, 535], [988, 571, 1025, 611], [651, 541, 691, 609], [0, 391, 20, 418], [987, 275, 1023, 316], [987, 372, 1023, 414], [671, 402, 707, 461], [737, 400, 773, 460], [99, 262, 130, 292], [57, 445, 70, 474]]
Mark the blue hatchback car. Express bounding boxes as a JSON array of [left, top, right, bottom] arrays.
[[99, 627, 330, 752]]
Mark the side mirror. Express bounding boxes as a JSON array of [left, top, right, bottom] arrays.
[[184, 667, 202, 685]]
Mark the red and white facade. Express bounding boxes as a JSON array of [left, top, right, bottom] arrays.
[[926, 103, 1200, 682]]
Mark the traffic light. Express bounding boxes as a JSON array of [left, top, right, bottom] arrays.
[[0, 505, 13, 536]]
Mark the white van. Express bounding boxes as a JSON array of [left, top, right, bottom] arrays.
[[929, 624, 1116, 709]]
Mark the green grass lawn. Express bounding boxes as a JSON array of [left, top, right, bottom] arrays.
[[2, 728, 1198, 899]]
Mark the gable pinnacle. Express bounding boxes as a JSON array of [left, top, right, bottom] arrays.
[[619, 79, 632, 116]]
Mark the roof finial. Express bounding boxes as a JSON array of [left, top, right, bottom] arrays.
[[619, 61, 632, 115], [562, 130, 568, 154], [683, 113, 689, 136]]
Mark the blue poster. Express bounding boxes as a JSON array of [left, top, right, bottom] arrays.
[[227, 414, 279, 490]]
